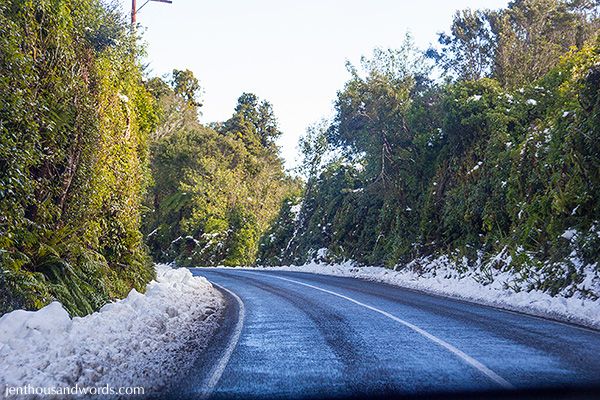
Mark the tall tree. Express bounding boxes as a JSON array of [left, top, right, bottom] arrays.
[[432, 0, 600, 87], [145, 85, 299, 267], [491, 0, 599, 87], [428, 9, 496, 81], [172, 69, 202, 108], [146, 70, 203, 141], [221, 93, 282, 152], [331, 36, 431, 185], [298, 120, 331, 181]]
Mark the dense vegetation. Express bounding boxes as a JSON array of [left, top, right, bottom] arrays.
[[0, 0, 156, 316], [143, 73, 300, 267], [0, 0, 297, 316], [259, 0, 600, 296], [2, 0, 598, 316]]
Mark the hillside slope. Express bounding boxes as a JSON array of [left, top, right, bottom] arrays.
[[259, 36, 600, 300]]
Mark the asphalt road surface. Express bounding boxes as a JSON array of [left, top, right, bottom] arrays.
[[170, 268, 600, 399]]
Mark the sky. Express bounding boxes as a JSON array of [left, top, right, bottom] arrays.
[[120, 0, 508, 169]]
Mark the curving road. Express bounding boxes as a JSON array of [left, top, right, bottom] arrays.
[[170, 268, 600, 399]]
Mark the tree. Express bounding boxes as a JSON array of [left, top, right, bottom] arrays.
[[298, 120, 331, 181], [221, 93, 282, 151], [145, 83, 299, 267], [330, 36, 431, 185], [256, 100, 282, 147], [146, 71, 202, 141], [172, 69, 202, 108], [431, 0, 600, 87], [428, 9, 496, 81], [491, 0, 599, 87]]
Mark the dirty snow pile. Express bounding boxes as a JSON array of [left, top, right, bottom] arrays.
[[259, 253, 600, 330], [0, 264, 223, 395]]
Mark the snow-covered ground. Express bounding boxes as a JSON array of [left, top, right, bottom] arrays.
[[0, 265, 224, 397], [253, 256, 600, 330]]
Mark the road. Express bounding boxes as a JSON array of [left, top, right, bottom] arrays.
[[170, 268, 600, 399]]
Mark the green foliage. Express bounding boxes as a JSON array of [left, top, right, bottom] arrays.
[[218, 92, 283, 149], [260, 35, 600, 295], [491, 0, 599, 87], [427, 9, 496, 81], [0, 0, 155, 316], [430, 0, 599, 86], [172, 69, 203, 108], [144, 78, 301, 267]]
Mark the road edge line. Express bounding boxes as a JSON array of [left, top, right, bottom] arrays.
[[198, 283, 245, 399]]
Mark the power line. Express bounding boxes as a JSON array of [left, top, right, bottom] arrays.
[[132, 0, 173, 25]]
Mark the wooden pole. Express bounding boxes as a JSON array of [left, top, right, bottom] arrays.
[[131, 0, 137, 24]]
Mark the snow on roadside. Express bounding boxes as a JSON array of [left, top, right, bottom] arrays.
[[0, 264, 224, 397], [254, 258, 600, 330]]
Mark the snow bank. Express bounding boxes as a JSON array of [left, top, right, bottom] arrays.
[[0, 265, 224, 397], [255, 258, 600, 330]]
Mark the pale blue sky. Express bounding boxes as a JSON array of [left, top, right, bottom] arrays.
[[121, 0, 508, 168]]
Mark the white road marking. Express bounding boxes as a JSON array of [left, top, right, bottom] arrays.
[[199, 283, 245, 399], [244, 271, 514, 390]]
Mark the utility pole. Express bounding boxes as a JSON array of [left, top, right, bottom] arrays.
[[132, 0, 136, 24], [132, 0, 173, 25]]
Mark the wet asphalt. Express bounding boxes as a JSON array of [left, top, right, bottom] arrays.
[[170, 268, 600, 400]]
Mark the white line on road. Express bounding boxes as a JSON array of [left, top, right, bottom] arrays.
[[244, 271, 514, 390], [199, 283, 246, 399]]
